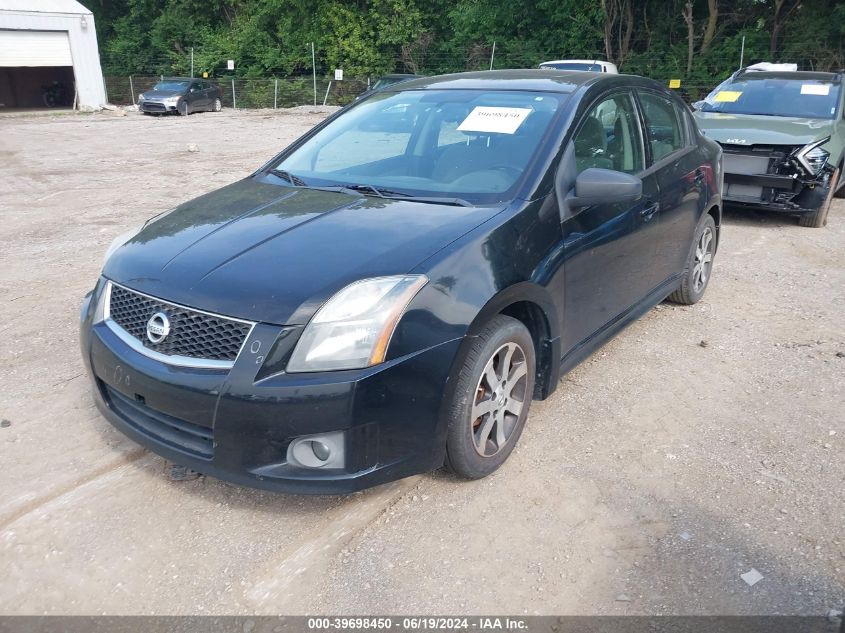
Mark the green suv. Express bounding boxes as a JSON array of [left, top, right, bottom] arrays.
[[693, 66, 844, 227]]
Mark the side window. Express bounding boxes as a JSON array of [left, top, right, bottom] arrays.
[[573, 93, 644, 174], [639, 92, 686, 162]]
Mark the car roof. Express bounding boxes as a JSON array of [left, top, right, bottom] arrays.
[[540, 60, 612, 66], [382, 69, 636, 93], [735, 69, 842, 83]]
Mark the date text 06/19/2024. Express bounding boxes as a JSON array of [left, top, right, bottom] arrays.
[[306, 617, 528, 631]]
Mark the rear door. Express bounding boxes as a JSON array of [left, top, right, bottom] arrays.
[[560, 91, 661, 354], [635, 90, 703, 283]]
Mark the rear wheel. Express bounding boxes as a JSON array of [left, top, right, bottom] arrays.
[[213, 98, 222, 112], [444, 315, 535, 479], [799, 168, 837, 228], [667, 214, 716, 305]]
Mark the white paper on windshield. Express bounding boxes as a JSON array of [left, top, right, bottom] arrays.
[[801, 83, 831, 96], [457, 107, 532, 134]]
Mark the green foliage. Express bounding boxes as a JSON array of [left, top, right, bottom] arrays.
[[91, 0, 845, 88]]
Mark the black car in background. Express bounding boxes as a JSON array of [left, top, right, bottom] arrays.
[[82, 70, 722, 493], [138, 78, 223, 116]]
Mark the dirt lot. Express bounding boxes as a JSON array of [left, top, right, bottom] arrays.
[[0, 108, 843, 616]]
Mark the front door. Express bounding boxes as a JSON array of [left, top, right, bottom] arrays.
[[187, 81, 205, 110], [560, 92, 662, 356]]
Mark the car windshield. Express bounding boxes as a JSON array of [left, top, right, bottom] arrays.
[[699, 75, 841, 119], [153, 81, 190, 91], [272, 89, 563, 204], [541, 63, 601, 72]]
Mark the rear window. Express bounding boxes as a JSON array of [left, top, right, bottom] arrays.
[[700, 76, 841, 119]]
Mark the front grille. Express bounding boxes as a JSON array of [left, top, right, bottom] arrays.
[[720, 144, 798, 174], [723, 153, 770, 175], [102, 382, 214, 458], [108, 283, 252, 362], [141, 102, 166, 112]]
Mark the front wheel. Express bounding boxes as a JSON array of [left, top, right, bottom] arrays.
[[444, 315, 535, 480], [178, 101, 189, 116], [799, 168, 837, 228], [667, 213, 717, 305]]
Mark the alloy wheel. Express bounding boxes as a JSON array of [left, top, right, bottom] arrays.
[[470, 342, 528, 457], [692, 226, 713, 293]]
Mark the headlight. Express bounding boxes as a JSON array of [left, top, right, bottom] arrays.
[[287, 275, 428, 372], [138, 93, 145, 102], [103, 224, 143, 266], [164, 96, 180, 106], [795, 137, 830, 176]]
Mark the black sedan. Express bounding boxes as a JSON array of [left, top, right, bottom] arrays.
[[81, 70, 722, 493], [138, 78, 223, 116]]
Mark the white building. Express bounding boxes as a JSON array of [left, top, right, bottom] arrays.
[[0, 0, 106, 110]]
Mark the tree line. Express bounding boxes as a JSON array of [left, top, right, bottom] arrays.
[[90, 0, 845, 87]]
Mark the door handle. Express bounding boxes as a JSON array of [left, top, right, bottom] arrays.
[[639, 202, 659, 222]]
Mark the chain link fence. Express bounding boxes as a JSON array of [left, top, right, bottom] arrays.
[[105, 76, 371, 109], [105, 74, 719, 112]]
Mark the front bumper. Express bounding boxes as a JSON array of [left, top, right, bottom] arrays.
[[80, 281, 461, 494], [721, 148, 834, 213], [139, 101, 179, 113]]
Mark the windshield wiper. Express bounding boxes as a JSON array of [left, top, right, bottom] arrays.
[[269, 169, 308, 186], [343, 183, 393, 198], [269, 170, 364, 197], [343, 184, 474, 207], [396, 195, 474, 207]]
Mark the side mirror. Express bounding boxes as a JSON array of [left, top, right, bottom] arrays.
[[568, 168, 642, 208]]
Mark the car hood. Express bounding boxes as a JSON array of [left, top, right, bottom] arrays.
[[142, 90, 183, 100], [693, 111, 834, 147], [104, 177, 504, 325]]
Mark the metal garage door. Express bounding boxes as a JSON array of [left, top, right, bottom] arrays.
[[0, 30, 72, 66]]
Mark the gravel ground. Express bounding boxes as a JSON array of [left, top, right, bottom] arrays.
[[0, 108, 843, 616]]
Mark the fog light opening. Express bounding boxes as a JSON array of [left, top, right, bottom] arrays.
[[287, 431, 346, 469]]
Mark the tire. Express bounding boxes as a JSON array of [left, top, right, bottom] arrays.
[[444, 315, 536, 479], [178, 101, 189, 116], [799, 168, 837, 227], [834, 163, 845, 199], [667, 213, 717, 305], [213, 98, 222, 112]]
